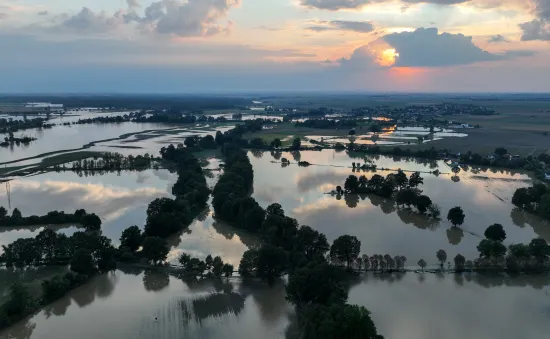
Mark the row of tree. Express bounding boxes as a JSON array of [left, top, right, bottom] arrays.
[[178, 253, 234, 278], [69, 152, 155, 171], [210, 147, 385, 337], [0, 207, 101, 230]]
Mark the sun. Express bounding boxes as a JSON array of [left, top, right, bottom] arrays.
[[380, 48, 399, 67]]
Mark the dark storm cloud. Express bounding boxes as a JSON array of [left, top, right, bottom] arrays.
[[519, 0, 550, 41], [307, 20, 374, 33], [488, 34, 509, 43], [382, 28, 528, 67]]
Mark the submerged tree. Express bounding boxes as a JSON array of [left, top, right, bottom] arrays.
[[436, 250, 447, 268], [417, 259, 427, 272], [447, 207, 465, 227]]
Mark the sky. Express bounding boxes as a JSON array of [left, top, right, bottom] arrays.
[[0, 0, 549, 93]]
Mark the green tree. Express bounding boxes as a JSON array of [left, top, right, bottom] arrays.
[[70, 249, 96, 275], [344, 175, 359, 193], [272, 138, 282, 148], [453, 254, 466, 271], [408, 172, 424, 188], [394, 170, 408, 190], [512, 188, 531, 209], [179, 253, 191, 266], [452, 166, 461, 176], [0, 206, 7, 218], [286, 263, 347, 306], [81, 213, 102, 230], [256, 245, 288, 284], [414, 195, 432, 214], [141, 237, 169, 265], [295, 225, 329, 260], [299, 304, 384, 339], [396, 189, 417, 208], [11, 208, 22, 220], [538, 194, 550, 219], [222, 263, 234, 277], [447, 206, 465, 227], [205, 254, 213, 271], [215, 130, 224, 146], [436, 250, 447, 268], [494, 147, 508, 157], [120, 225, 143, 252], [417, 259, 427, 272], [212, 256, 224, 277], [184, 258, 207, 276], [528, 238, 550, 264], [238, 249, 258, 277], [330, 235, 361, 268], [266, 203, 285, 217], [484, 224, 506, 242], [1, 282, 35, 320], [477, 239, 507, 259]]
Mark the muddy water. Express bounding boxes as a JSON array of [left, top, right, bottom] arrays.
[[1, 270, 549, 339], [0, 170, 176, 249], [250, 149, 548, 265]]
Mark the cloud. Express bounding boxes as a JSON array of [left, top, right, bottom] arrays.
[[125, 0, 239, 37], [307, 20, 375, 33], [0, 12, 8, 20], [488, 34, 509, 43], [299, 0, 469, 10], [54, 7, 124, 34], [37, 10, 49, 16], [126, 0, 141, 8], [519, 0, 550, 41], [381, 27, 526, 67]]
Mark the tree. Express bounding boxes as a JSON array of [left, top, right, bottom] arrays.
[[70, 249, 95, 275], [394, 170, 408, 190], [179, 253, 191, 266], [11, 208, 22, 220], [286, 263, 347, 306], [184, 258, 207, 276], [494, 147, 508, 157], [299, 304, 383, 339], [484, 224, 506, 242], [330, 235, 361, 268], [205, 255, 213, 271], [447, 206, 465, 227], [452, 166, 461, 176], [141, 237, 169, 265], [266, 203, 285, 217], [0, 206, 7, 218], [295, 225, 329, 260], [215, 130, 224, 146], [528, 238, 550, 264], [348, 129, 356, 136], [344, 175, 359, 193], [256, 245, 288, 284], [414, 195, 432, 214], [120, 225, 143, 252], [436, 250, 447, 268], [417, 259, 427, 272], [512, 188, 531, 209], [508, 243, 530, 259], [292, 137, 301, 150], [408, 172, 423, 188], [238, 249, 258, 277], [396, 189, 417, 208], [454, 254, 466, 271], [272, 138, 282, 148], [2, 282, 34, 319], [477, 239, 507, 259], [212, 256, 224, 277], [222, 263, 234, 277]]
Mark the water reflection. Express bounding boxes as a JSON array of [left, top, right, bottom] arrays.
[[144, 270, 170, 292], [250, 150, 546, 261]]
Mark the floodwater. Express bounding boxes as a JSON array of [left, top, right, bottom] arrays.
[[249, 149, 548, 265], [1, 270, 549, 339], [0, 170, 176, 249]]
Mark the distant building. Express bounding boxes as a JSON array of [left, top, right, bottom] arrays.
[[25, 102, 64, 112]]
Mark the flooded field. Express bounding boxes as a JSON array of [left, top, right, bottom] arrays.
[[1, 146, 549, 339], [1, 270, 549, 339], [249, 149, 547, 264]]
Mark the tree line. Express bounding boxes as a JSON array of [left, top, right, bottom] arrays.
[[209, 146, 385, 338], [68, 152, 155, 172], [0, 208, 101, 230]]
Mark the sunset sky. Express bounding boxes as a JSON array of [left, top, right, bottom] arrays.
[[0, 0, 549, 92]]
